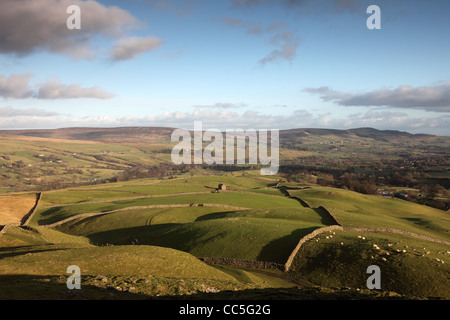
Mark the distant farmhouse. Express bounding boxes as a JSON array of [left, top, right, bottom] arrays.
[[212, 183, 227, 193]]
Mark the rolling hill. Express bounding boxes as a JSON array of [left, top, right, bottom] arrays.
[[0, 127, 449, 300], [1, 172, 448, 299]]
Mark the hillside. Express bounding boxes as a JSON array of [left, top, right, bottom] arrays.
[[0, 126, 448, 196], [1, 172, 448, 300], [0, 127, 448, 300]]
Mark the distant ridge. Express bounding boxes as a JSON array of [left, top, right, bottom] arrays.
[[0, 126, 437, 142]]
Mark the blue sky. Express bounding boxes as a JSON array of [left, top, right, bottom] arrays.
[[0, 0, 449, 134]]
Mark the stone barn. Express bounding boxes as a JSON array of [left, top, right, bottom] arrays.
[[218, 183, 226, 191]]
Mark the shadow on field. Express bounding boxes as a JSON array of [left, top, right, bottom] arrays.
[[257, 227, 317, 264], [194, 211, 236, 222], [0, 246, 69, 259], [35, 207, 65, 225], [0, 274, 145, 300], [313, 207, 339, 225], [83, 223, 180, 245], [0, 274, 412, 300], [277, 186, 310, 208]]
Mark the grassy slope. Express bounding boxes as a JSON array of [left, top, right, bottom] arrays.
[[289, 230, 449, 299], [0, 226, 236, 280], [31, 190, 300, 226], [0, 193, 37, 225], [289, 186, 450, 241], [2, 174, 449, 299], [0, 225, 298, 299]]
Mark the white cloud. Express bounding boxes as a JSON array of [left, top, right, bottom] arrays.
[[0, 73, 34, 99], [110, 36, 163, 61], [37, 79, 115, 99], [0, 106, 60, 117], [1, 107, 448, 135], [0, 74, 115, 100], [193, 103, 247, 109], [0, 0, 162, 61]]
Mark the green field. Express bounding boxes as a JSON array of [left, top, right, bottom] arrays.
[[289, 230, 449, 299], [289, 187, 450, 241], [1, 173, 449, 299]]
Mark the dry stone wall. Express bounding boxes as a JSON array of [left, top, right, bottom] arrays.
[[284, 225, 344, 271], [198, 257, 285, 271]]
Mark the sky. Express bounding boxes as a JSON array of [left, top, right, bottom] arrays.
[[0, 0, 449, 135]]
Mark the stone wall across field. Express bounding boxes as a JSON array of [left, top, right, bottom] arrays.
[[198, 257, 285, 271], [22, 192, 42, 226], [343, 227, 450, 245], [284, 225, 344, 272]]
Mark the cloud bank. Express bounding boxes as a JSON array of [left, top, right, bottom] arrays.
[[305, 83, 450, 112], [1, 106, 448, 135]]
